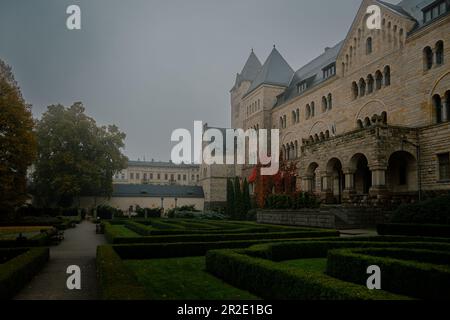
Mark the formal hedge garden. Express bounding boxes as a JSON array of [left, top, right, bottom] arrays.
[[205, 237, 450, 300], [102, 219, 339, 244], [96, 214, 450, 300]]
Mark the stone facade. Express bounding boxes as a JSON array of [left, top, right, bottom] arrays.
[[228, 0, 450, 208]]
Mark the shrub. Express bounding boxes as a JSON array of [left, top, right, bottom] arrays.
[[205, 249, 409, 300], [135, 207, 162, 218], [243, 239, 450, 262], [97, 205, 122, 220], [326, 247, 450, 299], [0, 247, 49, 299], [96, 246, 147, 300], [390, 195, 450, 224], [377, 223, 450, 238], [265, 192, 320, 209], [106, 229, 339, 245]]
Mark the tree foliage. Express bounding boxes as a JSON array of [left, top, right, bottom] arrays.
[[33, 102, 127, 207], [0, 77, 37, 215], [242, 178, 251, 217], [226, 178, 235, 217]]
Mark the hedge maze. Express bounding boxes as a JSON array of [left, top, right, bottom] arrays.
[[206, 237, 450, 300], [97, 219, 450, 300]]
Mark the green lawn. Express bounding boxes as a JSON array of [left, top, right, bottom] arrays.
[[107, 225, 140, 237], [124, 256, 258, 300], [280, 258, 327, 273]]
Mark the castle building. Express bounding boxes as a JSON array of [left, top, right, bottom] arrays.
[[226, 0, 450, 207]]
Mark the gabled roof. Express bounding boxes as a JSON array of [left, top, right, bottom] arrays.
[[245, 46, 294, 96], [274, 41, 344, 107], [113, 184, 204, 198]]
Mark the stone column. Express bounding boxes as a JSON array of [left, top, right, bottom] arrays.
[[320, 173, 334, 203], [301, 175, 313, 193], [342, 170, 356, 202], [369, 166, 389, 201], [442, 96, 448, 122]]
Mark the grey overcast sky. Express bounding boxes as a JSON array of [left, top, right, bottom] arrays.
[[0, 0, 398, 161]]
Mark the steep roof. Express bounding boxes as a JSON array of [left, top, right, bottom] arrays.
[[113, 184, 204, 198], [240, 50, 262, 82], [274, 41, 344, 107], [232, 50, 262, 90], [245, 46, 294, 96]]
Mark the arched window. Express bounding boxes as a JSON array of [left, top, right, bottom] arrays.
[[295, 141, 299, 158], [311, 102, 315, 117], [367, 74, 374, 94], [352, 81, 358, 99], [359, 78, 366, 97], [283, 115, 287, 128], [322, 96, 328, 112], [384, 66, 391, 86], [357, 119, 364, 129], [433, 94, 443, 124], [319, 132, 325, 141], [292, 111, 296, 124], [279, 117, 283, 128], [436, 41, 444, 65], [364, 117, 371, 127], [296, 109, 300, 123], [306, 104, 311, 119], [366, 37, 373, 54], [446, 91, 450, 122], [325, 130, 330, 139], [424, 46, 433, 70], [381, 111, 387, 124], [314, 134, 319, 142], [327, 94, 332, 110], [375, 70, 383, 90]]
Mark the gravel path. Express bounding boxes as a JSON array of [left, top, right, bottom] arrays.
[[15, 220, 106, 300]]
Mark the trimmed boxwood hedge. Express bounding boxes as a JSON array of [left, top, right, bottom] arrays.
[[326, 247, 450, 299], [377, 223, 450, 237], [121, 220, 270, 236], [0, 230, 55, 248], [109, 236, 338, 260], [106, 229, 339, 245], [242, 239, 450, 262], [96, 246, 148, 300], [205, 249, 409, 300], [0, 247, 49, 299]]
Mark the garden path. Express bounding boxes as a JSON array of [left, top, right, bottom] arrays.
[[14, 220, 105, 300]]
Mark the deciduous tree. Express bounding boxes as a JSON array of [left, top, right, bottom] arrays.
[[0, 75, 37, 216], [33, 102, 127, 207]]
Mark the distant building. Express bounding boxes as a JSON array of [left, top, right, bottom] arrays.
[[114, 160, 201, 186], [80, 184, 204, 213]]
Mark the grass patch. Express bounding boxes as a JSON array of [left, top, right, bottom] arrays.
[[124, 256, 258, 300], [107, 225, 139, 238], [280, 258, 327, 273]]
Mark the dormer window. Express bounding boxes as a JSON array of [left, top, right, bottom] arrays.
[[423, 0, 448, 23], [297, 81, 307, 93], [322, 63, 336, 79]]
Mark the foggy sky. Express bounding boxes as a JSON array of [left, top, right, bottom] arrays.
[[0, 0, 398, 161]]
